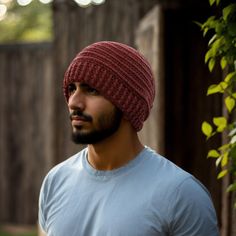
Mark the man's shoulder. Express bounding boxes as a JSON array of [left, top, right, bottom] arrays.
[[144, 148, 217, 227], [43, 148, 87, 185], [143, 147, 192, 185], [142, 147, 214, 207]]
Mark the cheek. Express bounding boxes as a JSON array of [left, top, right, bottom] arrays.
[[90, 103, 116, 124], [88, 98, 115, 115]]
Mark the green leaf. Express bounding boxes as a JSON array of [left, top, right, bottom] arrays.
[[221, 152, 228, 167], [224, 71, 236, 83], [217, 169, 228, 179], [220, 57, 227, 69], [227, 183, 236, 192], [207, 149, 220, 158], [208, 58, 216, 72], [219, 81, 228, 90], [219, 143, 230, 151], [223, 4, 236, 21], [207, 84, 222, 95], [216, 0, 220, 5], [211, 38, 224, 54], [225, 96, 235, 113], [202, 121, 213, 137], [229, 127, 236, 136], [216, 156, 222, 167], [207, 81, 228, 95], [215, 23, 224, 35], [203, 16, 216, 28], [213, 117, 227, 126], [230, 135, 236, 144], [209, 0, 215, 6], [205, 49, 213, 63], [194, 21, 202, 28], [213, 117, 227, 132], [208, 34, 217, 46], [203, 27, 209, 37]]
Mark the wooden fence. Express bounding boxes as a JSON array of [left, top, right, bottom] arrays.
[[0, 43, 54, 224]]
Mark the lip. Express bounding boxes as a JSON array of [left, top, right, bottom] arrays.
[[71, 115, 86, 121], [71, 116, 88, 125]]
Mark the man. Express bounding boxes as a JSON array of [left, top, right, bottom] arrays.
[[38, 41, 219, 236]]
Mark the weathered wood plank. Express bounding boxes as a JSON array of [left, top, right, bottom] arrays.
[[136, 5, 165, 155], [0, 43, 53, 224]]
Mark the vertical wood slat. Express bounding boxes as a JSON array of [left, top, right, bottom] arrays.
[[0, 43, 54, 224], [136, 5, 165, 155]]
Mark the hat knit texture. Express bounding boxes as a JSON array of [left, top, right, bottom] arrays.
[[63, 41, 155, 131]]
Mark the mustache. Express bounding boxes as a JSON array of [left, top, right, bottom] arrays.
[[70, 110, 93, 122]]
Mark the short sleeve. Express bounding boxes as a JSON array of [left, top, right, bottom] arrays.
[[168, 177, 220, 236]]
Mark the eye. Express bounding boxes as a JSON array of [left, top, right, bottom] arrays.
[[81, 83, 100, 96], [86, 87, 99, 95], [67, 83, 76, 96]]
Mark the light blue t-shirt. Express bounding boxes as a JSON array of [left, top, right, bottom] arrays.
[[39, 147, 219, 236]]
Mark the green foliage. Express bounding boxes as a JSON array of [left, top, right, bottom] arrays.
[[200, 0, 236, 204], [0, 228, 37, 236], [202, 121, 214, 138], [0, 0, 53, 43], [0, 224, 37, 236], [0, 232, 36, 236]]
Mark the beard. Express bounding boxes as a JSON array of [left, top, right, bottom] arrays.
[[71, 107, 122, 145]]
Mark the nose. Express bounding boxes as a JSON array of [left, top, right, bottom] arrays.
[[68, 89, 85, 111]]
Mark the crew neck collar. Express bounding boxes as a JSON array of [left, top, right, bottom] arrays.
[[82, 147, 148, 180]]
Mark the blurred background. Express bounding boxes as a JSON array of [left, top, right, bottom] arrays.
[[0, 0, 235, 235]]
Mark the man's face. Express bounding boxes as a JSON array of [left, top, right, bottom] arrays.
[[67, 82, 122, 144]]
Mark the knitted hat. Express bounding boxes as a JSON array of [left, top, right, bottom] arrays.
[[63, 41, 155, 131]]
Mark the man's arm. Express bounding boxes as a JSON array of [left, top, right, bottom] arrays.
[[38, 224, 47, 236], [169, 177, 219, 235]]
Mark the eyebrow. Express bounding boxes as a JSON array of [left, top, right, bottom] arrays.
[[79, 83, 99, 94], [79, 83, 91, 89]]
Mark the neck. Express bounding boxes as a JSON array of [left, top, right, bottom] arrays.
[[87, 120, 144, 171]]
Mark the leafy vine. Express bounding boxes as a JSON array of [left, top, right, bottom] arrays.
[[199, 0, 236, 206]]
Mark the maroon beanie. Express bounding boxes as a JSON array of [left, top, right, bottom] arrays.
[[63, 41, 155, 131]]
